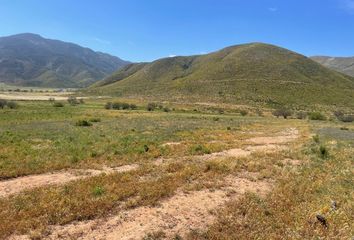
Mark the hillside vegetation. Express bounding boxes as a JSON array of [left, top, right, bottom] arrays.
[[89, 43, 354, 108]]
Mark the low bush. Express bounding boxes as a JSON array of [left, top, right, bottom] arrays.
[[75, 120, 92, 127], [53, 102, 64, 107], [309, 112, 326, 121], [240, 110, 248, 116], [89, 118, 101, 122], [296, 111, 307, 119], [147, 103, 157, 111], [0, 99, 7, 109], [6, 101, 18, 109], [272, 107, 292, 119]]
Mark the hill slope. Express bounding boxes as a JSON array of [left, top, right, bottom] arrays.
[[311, 56, 354, 77], [0, 33, 130, 88], [90, 43, 354, 107]]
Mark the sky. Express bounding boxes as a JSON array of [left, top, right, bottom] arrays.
[[0, 0, 354, 62]]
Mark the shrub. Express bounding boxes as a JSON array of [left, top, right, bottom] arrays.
[[309, 112, 326, 121], [272, 108, 292, 119], [319, 145, 329, 159], [0, 99, 7, 109], [104, 102, 113, 109], [121, 103, 130, 110], [112, 102, 122, 110], [312, 134, 320, 143], [6, 101, 18, 109], [339, 115, 354, 123], [191, 144, 211, 155], [163, 107, 170, 112], [67, 96, 79, 105], [240, 110, 248, 116], [53, 102, 64, 107], [296, 111, 307, 119], [75, 120, 92, 127], [333, 110, 344, 119], [92, 186, 105, 197], [147, 103, 157, 111], [129, 104, 137, 110]]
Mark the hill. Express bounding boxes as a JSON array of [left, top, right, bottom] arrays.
[[311, 56, 354, 77], [89, 43, 354, 107], [0, 33, 130, 88]]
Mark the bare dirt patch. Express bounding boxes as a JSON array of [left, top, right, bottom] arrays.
[[0, 164, 138, 198], [0, 92, 85, 101], [11, 175, 271, 240], [247, 127, 299, 145]]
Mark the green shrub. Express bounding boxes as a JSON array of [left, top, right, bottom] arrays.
[[309, 112, 326, 121], [240, 110, 248, 116], [112, 102, 122, 110], [6, 101, 18, 109], [92, 186, 105, 197], [191, 144, 211, 155], [75, 120, 92, 127], [163, 107, 170, 112], [121, 103, 130, 110], [319, 145, 329, 159], [312, 134, 320, 143], [53, 102, 64, 107]]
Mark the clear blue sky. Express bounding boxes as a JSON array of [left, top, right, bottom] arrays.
[[0, 0, 353, 62]]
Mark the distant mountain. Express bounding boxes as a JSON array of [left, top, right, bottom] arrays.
[[311, 56, 354, 77], [0, 33, 130, 88], [89, 43, 354, 107]]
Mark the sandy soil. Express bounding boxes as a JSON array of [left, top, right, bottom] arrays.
[[0, 164, 138, 198], [0, 92, 83, 101]]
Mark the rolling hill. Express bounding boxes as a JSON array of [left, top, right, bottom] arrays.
[[311, 56, 354, 77], [0, 33, 130, 88], [89, 43, 354, 107]]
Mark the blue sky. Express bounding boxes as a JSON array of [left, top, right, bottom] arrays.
[[0, 0, 353, 62]]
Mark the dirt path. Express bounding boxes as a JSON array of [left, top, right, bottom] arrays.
[[11, 176, 271, 240], [8, 128, 301, 239], [0, 165, 138, 198]]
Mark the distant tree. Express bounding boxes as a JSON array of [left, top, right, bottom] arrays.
[[0, 99, 7, 109]]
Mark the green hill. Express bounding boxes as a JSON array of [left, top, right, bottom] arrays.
[[89, 43, 354, 107]]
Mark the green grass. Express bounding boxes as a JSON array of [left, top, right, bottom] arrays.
[[0, 99, 352, 239]]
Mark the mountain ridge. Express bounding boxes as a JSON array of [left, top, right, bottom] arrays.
[[311, 56, 354, 77], [0, 33, 130, 88]]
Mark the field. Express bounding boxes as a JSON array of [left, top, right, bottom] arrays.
[[0, 97, 353, 239]]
